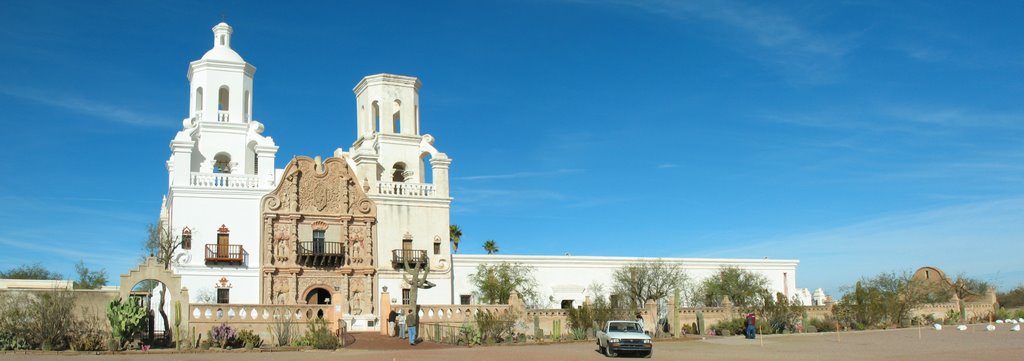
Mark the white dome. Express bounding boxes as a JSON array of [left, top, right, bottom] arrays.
[[201, 47, 245, 62]]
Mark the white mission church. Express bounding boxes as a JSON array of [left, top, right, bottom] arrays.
[[160, 23, 824, 331]]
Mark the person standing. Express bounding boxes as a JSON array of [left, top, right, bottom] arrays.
[[387, 309, 398, 337], [745, 313, 757, 339], [397, 310, 407, 339]]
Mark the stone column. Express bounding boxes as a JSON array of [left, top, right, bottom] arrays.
[[255, 145, 279, 188], [170, 140, 194, 186], [380, 290, 392, 335], [430, 156, 451, 198]]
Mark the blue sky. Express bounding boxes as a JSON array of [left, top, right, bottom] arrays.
[[0, 1, 1022, 296]]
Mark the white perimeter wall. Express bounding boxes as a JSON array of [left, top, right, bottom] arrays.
[[452, 255, 799, 308]]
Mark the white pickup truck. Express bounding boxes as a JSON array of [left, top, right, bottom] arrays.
[[596, 320, 653, 358]]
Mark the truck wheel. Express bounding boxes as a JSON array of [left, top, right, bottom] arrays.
[[605, 346, 616, 357], [598, 345, 605, 354]]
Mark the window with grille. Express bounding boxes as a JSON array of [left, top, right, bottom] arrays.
[[402, 288, 411, 305], [217, 288, 229, 304], [313, 230, 325, 254]]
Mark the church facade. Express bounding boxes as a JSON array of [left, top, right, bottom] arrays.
[[160, 23, 813, 331]]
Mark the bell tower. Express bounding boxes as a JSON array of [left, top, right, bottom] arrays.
[[163, 22, 279, 304], [187, 22, 255, 124], [342, 73, 454, 305]]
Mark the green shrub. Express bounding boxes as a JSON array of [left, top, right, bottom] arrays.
[[711, 318, 745, 336], [210, 323, 237, 348], [459, 322, 481, 345], [298, 317, 337, 349], [236, 329, 262, 348], [474, 310, 517, 344], [808, 317, 837, 332], [106, 297, 147, 350]]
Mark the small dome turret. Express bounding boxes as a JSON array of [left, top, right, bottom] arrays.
[[201, 22, 244, 62]]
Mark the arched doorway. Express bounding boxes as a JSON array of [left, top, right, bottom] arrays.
[[130, 279, 172, 346], [305, 287, 332, 305]]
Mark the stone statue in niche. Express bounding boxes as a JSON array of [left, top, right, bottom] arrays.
[[273, 227, 293, 265], [348, 228, 366, 265], [273, 277, 292, 304], [363, 225, 373, 260], [349, 277, 367, 315]]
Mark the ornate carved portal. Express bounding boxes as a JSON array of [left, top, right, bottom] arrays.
[[260, 156, 377, 317]]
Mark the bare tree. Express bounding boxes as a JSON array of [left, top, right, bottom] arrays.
[[611, 260, 689, 310], [949, 273, 991, 322]]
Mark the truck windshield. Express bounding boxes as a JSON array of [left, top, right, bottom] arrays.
[[610, 322, 642, 333]]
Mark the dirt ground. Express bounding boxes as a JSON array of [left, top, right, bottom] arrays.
[[4, 323, 1023, 361]]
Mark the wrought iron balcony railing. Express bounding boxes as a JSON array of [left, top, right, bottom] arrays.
[[205, 244, 244, 264], [296, 241, 344, 267], [391, 249, 428, 269]]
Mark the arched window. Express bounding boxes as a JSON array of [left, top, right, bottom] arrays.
[[393, 99, 402, 133], [371, 101, 380, 133], [420, 152, 433, 183], [218, 86, 229, 111], [392, 162, 407, 182], [181, 227, 192, 250], [195, 87, 204, 112]]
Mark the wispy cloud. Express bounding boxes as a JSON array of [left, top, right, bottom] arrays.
[[767, 105, 1024, 134], [456, 168, 583, 181], [0, 85, 173, 128], [696, 197, 1024, 294], [0, 236, 137, 266], [656, 164, 679, 169], [597, 0, 853, 82]]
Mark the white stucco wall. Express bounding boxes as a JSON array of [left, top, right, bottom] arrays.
[[452, 255, 799, 308]]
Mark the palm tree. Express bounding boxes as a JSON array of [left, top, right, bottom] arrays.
[[449, 224, 463, 254], [483, 239, 498, 254]]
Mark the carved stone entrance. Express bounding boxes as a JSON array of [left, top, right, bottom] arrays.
[[260, 156, 379, 331]]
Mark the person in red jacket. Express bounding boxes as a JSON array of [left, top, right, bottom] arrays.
[[745, 313, 757, 339]]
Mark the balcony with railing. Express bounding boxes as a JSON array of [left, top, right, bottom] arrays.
[[190, 172, 260, 189], [296, 241, 344, 267], [376, 182, 436, 197], [205, 244, 245, 265], [391, 249, 428, 269]]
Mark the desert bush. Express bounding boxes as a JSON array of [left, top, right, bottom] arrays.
[[474, 310, 517, 344], [235, 329, 262, 348], [459, 322, 482, 345], [210, 323, 236, 348], [70, 313, 109, 351], [1, 290, 79, 350], [297, 317, 337, 349], [269, 313, 295, 346], [808, 317, 837, 332], [711, 318, 746, 336]]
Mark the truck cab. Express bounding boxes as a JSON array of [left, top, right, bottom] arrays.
[[596, 320, 653, 358]]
